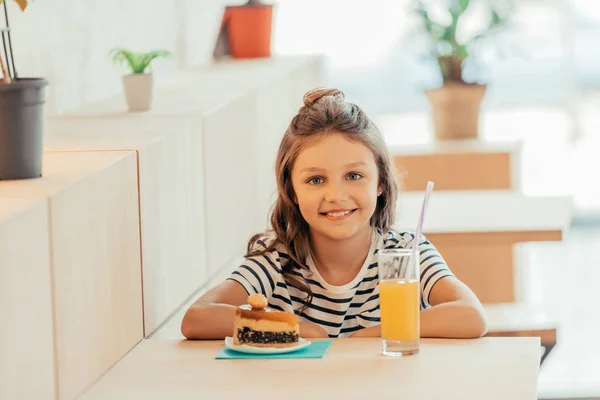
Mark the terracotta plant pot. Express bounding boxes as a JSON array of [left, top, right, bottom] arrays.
[[225, 3, 273, 59], [424, 83, 487, 140]]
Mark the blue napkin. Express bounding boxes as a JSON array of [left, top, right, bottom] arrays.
[[215, 339, 333, 359]]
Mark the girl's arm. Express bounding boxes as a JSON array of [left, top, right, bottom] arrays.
[[349, 277, 487, 339], [180, 280, 248, 340], [420, 276, 488, 339], [181, 281, 329, 339]]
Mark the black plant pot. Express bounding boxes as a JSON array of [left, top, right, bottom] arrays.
[[0, 77, 48, 180]]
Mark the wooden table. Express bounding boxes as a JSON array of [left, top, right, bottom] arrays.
[[79, 337, 540, 399]]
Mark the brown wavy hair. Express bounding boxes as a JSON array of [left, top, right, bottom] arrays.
[[246, 87, 400, 312]]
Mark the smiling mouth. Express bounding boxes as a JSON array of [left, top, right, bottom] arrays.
[[320, 209, 357, 220]]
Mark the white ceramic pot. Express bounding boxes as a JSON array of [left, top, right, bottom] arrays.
[[122, 73, 153, 112]]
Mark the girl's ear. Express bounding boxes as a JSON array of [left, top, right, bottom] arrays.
[[377, 186, 383, 196]]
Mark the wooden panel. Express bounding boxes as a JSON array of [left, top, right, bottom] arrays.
[[426, 231, 563, 303], [486, 328, 556, 346], [78, 338, 540, 400], [380, 118, 523, 190], [0, 198, 56, 400], [45, 116, 208, 336], [49, 152, 143, 400], [136, 125, 206, 334], [203, 94, 258, 276], [426, 230, 563, 246], [0, 151, 144, 400], [395, 151, 513, 191], [435, 243, 516, 303]]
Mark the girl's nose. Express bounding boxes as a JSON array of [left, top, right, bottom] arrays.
[[324, 182, 349, 203]]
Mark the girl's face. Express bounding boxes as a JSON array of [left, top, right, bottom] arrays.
[[291, 133, 382, 242]]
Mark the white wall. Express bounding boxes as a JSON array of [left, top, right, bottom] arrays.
[[4, 0, 247, 115]]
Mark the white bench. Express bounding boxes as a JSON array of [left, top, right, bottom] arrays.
[[394, 190, 572, 303], [395, 189, 572, 235]]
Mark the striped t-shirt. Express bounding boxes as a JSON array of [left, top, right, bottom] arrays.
[[227, 229, 454, 338]]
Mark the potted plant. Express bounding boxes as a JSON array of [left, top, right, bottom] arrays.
[[109, 48, 171, 112], [414, 0, 514, 140], [0, 0, 48, 180], [214, 0, 274, 59]]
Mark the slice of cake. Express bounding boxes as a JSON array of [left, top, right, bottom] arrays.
[[233, 294, 300, 348]]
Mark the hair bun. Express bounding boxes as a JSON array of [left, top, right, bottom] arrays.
[[303, 87, 345, 108]]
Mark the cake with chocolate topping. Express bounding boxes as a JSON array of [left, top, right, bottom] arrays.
[[233, 294, 300, 348]]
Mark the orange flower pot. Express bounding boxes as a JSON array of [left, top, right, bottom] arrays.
[[224, 4, 273, 59]]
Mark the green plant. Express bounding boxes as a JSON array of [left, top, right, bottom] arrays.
[[109, 48, 171, 74], [413, 0, 514, 84]]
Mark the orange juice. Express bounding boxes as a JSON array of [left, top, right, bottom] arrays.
[[379, 279, 419, 341]]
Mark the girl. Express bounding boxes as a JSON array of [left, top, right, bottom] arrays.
[[181, 88, 487, 339]]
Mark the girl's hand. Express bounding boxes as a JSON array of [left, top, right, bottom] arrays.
[[348, 325, 381, 338], [299, 322, 329, 338]]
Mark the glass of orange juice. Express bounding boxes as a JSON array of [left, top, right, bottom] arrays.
[[378, 248, 420, 356]]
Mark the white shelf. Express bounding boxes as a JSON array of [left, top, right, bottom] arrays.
[[396, 190, 573, 234]]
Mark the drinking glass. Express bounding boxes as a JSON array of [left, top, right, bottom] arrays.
[[378, 248, 420, 356]]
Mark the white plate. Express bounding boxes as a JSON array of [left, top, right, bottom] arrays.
[[224, 337, 311, 355]]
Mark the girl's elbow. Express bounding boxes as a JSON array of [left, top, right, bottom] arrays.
[[180, 315, 195, 339], [466, 307, 488, 338], [465, 322, 488, 339], [180, 307, 202, 339], [479, 313, 489, 337]]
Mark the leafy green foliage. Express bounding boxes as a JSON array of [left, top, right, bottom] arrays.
[[109, 48, 171, 74], [413, 0, 514, 83]]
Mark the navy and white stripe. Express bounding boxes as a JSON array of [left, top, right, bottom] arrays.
[[227, 229, 454, 338]]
